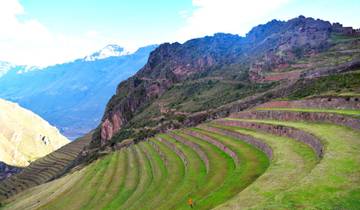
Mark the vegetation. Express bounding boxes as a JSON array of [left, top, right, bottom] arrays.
[[256, 107, 360, 117], [0, 134, 91, 201], [287, 71, 360, 99], [221, 118, 360, 209], [2, 97, 359, 209]]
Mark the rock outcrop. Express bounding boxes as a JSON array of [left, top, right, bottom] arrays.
[[97, 16, 360, 146]]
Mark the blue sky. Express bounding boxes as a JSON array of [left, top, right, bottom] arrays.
[[0, 0, 359, 66]]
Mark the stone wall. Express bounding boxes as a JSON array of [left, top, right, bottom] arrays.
[[184, 130, 239, 165], [199, 125, 273, 159], [156, 137, 188, 167], [215, 119, 323, 158], [231, 110, 360, 131], [168, 133, 210, 171], [258, 97, 360, 110]]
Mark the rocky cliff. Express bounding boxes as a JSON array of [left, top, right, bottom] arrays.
[[97, 16, 360, 147]]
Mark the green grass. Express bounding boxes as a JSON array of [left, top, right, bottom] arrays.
[[37, 152, 115, 210], [80, 151, 120, 210], [221, 118, 360, 209], [119, 145, 152, 209], [155, 134, 207, 210], [287, 71, 360, 100], [128, 142, 167, 210], [2, 103, 359, 210], [0, 135, 91, 201], [143, 138, 186, 210], [172, 131, 234, 209], [103, 146, 140, 209], [206, 123, 318, 209], [188, 128, 270, 209], [91, 151, 127, 210], [256, 107, 360, 117]]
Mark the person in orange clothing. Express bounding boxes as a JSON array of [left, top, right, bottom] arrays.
[[188, 197, 194, 208]]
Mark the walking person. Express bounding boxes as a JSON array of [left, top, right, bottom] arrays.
[[188, 197, 194, 208]]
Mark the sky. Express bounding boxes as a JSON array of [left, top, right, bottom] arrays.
[[0, 0, 359, 67]]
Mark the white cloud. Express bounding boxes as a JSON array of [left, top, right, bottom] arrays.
[[0, 0, 117, 67], [176, 0, 290, 42]]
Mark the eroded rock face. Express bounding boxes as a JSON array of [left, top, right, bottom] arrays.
[[100, 111, 123, 144], [99, 34, 246, 142], [98, 16, 359, 145], [248, 16, 360, 82]]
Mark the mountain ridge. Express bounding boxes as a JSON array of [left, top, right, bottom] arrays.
[[0, 45, 157, 139], [0, 98, 69, 167], [94, 16, 360, 148]]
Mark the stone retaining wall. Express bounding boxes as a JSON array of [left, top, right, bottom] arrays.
[[257, 97, 360, 110], [183, 130, 239, 165], [215, 119, 323, 158], [148, 141, 168, 167], [156, 137, 188, 167], [168, 133, 210, 172], [231, 110, 360, 131], [198, 125, 273, 159]]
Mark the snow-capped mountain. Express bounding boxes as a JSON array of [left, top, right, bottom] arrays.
[[84, 44, 129, 61], [0, 61, 38, 78], [0, 61, 15, 77]]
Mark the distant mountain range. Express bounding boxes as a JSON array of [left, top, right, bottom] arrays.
[[0, 44, 157, 139]]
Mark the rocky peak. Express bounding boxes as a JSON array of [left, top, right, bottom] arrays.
[[97, 16, 359, 145]]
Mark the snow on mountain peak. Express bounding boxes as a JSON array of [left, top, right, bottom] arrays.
[[85, 44, 129, 61], [0, 61, 15, 77]]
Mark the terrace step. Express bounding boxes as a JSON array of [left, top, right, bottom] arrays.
[[215, 118, 324, 158], [128, 142, 167, 210], [231, 109, 360, 131], [143, 138, 185, 210], [204, 123, 319, 209], [0, 135, 91, 201], [154, 134, 207, 210]]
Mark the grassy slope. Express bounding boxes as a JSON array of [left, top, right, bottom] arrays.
[[209, 123, 318, 209], [189, 128, 270, 209], [173, 131, 233, 209], [2, 106, 359, 209], [223, 118, 360, 209], [286, 71, 360, 100], [155, 134, 207, 210], [119, 145, 152, 209], [128, 142, 166, 210], [103, 146, 140, 209], [2, 168, 85, 210], [143, 139, 185, 210]]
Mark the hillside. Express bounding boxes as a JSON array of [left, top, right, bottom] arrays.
[[94, 16, 360, 149], [0, 133, 91, 201], [0, 99, 69, 167], [1, 95, 359, 209], [0, 16, 359, 209], [0, 45, 156, 139]]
